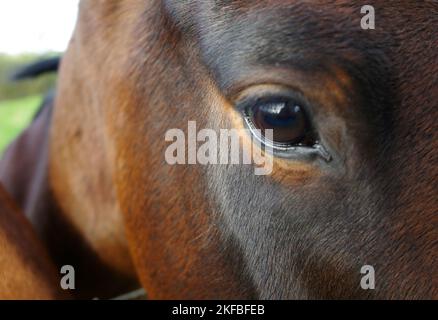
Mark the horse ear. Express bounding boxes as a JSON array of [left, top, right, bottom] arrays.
[[9, 56, 61, 81]]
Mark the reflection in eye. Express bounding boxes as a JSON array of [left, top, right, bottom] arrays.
[[243, 97, 316, 148], [235, 86, 332, 162]]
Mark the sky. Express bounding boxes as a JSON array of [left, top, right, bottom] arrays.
[[0, 0, 79, 55]]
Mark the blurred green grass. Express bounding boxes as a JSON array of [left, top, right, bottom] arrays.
[[0, 53, 58, 157], [0, 95, 42, 155]]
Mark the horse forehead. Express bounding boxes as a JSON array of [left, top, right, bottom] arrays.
[[161, 0, 435, 63], [163, 0, 432, 22]]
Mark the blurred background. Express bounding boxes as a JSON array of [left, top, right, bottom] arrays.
[[0, 0, 78, 154]]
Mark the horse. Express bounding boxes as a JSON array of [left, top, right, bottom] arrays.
[[1, 0, 437, 299], [0, 88, 139, 298], [0, 183, 65, 299]]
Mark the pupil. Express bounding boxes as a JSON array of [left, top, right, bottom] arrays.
[[252, 101, 308, 144]]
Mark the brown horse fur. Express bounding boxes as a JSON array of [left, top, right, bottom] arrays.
[[1, 0, 437, 299], [0, 184, 65, 299], [0, 91, 139, 299]]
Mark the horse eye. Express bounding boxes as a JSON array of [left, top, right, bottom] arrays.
[[243, 97, 316, 148]]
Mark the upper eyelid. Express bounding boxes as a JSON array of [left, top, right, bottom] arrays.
[[231, 83, 303, 102]]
